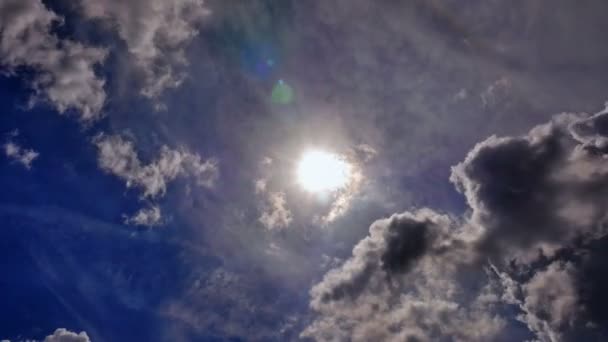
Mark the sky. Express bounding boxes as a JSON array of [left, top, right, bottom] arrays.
[[2, 1, 608, 341]]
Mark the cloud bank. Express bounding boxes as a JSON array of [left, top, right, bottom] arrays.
[[304, 106, 608, 341]]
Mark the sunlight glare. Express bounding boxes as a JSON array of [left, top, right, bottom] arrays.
[[297, 150, 352, 193]]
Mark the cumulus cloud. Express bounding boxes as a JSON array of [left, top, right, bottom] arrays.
[[77, 0, 210, 98], [43, 328, 90, 342], [303, 210, 503, 342], [305, 106, 608, 341], [451, 112, 608, 262], [93, 133, 217, 226], [3, 131, 39, 169], [0, 0, 107, 122]]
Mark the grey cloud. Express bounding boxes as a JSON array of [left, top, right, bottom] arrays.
[[0, 0, 107, 122], [494, 262, 581, 342], [43, 328, 90, 342], [302, 210, 504, 342], [78, 0, 209, 98], [305, 106, 608, 341], [451, 112, 608, 262]]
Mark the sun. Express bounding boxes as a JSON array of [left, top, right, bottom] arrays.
[[297, 150, 352, 193]]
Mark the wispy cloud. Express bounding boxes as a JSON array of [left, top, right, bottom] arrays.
[[93, 133, 218, 226], [3, 131, 39, 169]]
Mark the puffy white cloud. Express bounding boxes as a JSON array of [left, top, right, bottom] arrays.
[[44, 328, 90, 342], [0, 0, 107, 122], [78, 0, 210, 98]]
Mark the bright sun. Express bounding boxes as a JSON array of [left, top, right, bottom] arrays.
[[297, 150, 352, 193]]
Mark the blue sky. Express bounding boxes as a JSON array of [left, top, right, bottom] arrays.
[[3, 1, 608, 341]]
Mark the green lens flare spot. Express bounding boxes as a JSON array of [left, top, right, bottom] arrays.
[[271, 80, 294, 105]]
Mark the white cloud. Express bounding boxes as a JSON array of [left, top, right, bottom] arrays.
[[93, 133, 218, 199], [3, 132, 39, 169], [44, 328, 90, 342], [78, 0, 210, 98], [93, 133, 217, 227], [124, 205, 163, 227], [0, 0, 107, 122]]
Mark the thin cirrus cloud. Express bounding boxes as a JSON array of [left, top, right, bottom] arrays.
[[304, 105, 608, 342], [0, 0, 107, 123]]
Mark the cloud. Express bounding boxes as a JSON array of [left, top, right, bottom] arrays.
[[494, 261, 581, 342], [0, 0, 107, 122], [77, 0, 210, 98], [258, 190, 292, 231], [304, 105, 608, 341], [43, 328, 90, 342], [93, 133, 218, 199], [3, 131, 39, 169], [302, 210, 504, 342], [93, 133, 217, 226], [124, 205, 162, 227], [451, 111, 608, 262]]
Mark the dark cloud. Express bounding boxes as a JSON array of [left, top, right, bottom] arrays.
[[380, 215, 439, 274], [305, 106, 608, 341]]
